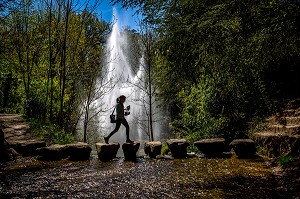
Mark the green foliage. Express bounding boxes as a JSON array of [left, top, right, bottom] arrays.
[[255, 145, 268, 156], [2, 0, 300, 145], [0, 1, 110, 143], [29, 118, 74, 145], [278, 155, 293, 168], [187, 144, 200, 154], [161, 144, 170, 155], [172, 72, 270, 141], [136, 0, 298, 141]]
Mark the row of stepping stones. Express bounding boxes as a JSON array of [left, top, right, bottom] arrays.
[[4, 138, 256, 161], [96, 142, 140, 161], [1, 114, 256, 161], [194, 138, 256, 158], [158, 138, 255, 159], [97, 138, 257, 161]]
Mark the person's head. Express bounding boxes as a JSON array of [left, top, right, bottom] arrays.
[[118, 95, 126, 103]]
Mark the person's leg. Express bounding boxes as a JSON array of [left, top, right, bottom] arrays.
[[105, 119, 122, 143], [121, 119, 133, 143]]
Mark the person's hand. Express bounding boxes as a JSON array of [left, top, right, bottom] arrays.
[[125, 111, 130, 116], [126, 105, 130, 111]]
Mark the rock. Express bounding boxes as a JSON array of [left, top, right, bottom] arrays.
[[9, 139, 46, 157], [229, 139, 256, 158], [36, 144, 69, 160], [0, 114, 32, 142], [253, 132, 300, 157], [144, 141, 162, 158], [166, 139, 189, 158], [0, 114, 36, 162], [122, 142, 140, 161], [0, 143, 19, 162], [0, 114, 26, 125], [66, 142, 92, 161], [95, 142, 120, 161], [194, 138, 226, 158], [0, 125, 20, 162]]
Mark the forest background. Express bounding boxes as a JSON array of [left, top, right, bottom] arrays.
[[0, 0, 299, 145]]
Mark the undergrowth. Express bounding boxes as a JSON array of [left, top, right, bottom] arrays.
[[29, 119, 74, 146]]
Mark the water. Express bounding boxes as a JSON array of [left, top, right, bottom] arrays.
[[1, 156, 295, 198], [95, 9, 165, 145]]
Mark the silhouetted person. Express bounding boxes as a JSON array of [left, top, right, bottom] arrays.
[[104, 95, 133, 144]]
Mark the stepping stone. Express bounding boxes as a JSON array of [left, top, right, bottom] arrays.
[[122, 142, 140, 161], [144, 141, 162, 158], [95, 142, 120, 161], [66, 142, 92, 160], [9, 139, 46, 157], [36, 144, 69, 160], [229, 139, 256, 158], [166, 139, 189, 158], [194, 138, 226, 158]]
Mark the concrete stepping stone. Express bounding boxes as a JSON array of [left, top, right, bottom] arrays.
[[67, 142, 92, 160], [95, 142, 120, 161], [144, 141, 162, 158], [36, 144, 69, 160], [229, 139, 256, 158], [194, 138, 226, 157], [166, 139, 189, 158], [122, 142, 140, 161]]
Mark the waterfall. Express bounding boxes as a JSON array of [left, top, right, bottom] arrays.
[[95, 9, 165, 145]]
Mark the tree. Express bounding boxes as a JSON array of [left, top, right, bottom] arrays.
[[75, 10, 111, 143], [112, 0, 300, 141], [0, 0, 111, 144], [123, 24, 163, 141]]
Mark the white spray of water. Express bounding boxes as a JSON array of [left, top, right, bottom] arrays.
[[96, 9, 164, 144]]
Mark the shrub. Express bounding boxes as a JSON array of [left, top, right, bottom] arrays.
[[278, 155, 293, 168], [30, 119, 74, 146]]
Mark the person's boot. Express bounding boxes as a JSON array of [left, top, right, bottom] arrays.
[[126, 139, 134, 144], [104, 137, 109, 144]]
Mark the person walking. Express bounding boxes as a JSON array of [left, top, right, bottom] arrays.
[[104, 95, 133, 144]]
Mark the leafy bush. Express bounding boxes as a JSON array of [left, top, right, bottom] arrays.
[[278, 155, 293, 168], [30, 119, 74, 146], [172, 73, 270, 142]]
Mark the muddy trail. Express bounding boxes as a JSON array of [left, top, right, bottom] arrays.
[[1, 155, 299, 199]]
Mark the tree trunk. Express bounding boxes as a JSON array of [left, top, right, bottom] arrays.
[[59, 0, 71, 127], [148, 61, 154, 141]]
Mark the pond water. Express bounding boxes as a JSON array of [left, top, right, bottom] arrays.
[[0, 155, 294, 198]]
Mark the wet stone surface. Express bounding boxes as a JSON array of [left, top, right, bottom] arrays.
[[0, 156, 298, 198]]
